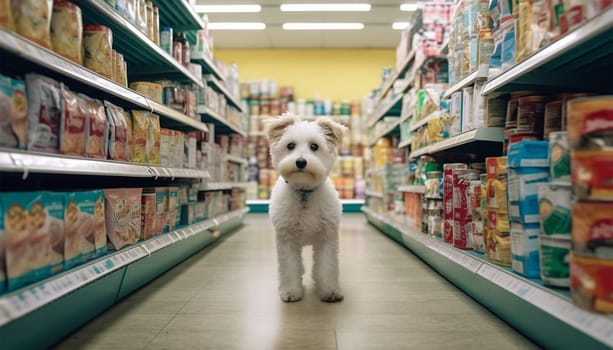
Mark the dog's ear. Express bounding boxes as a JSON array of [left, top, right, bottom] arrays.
[[316, 117, 347, 149], [263, 114, 298, 145]]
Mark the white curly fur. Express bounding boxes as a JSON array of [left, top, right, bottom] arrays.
[[265, 114, 346, 303]]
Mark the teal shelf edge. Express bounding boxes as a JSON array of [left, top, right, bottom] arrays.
[[0, 209, 248, 349], [247, 200, 364, 213], [362, 207, 613, 350], [151, 0, 205, 32]]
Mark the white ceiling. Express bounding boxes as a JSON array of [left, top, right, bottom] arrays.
[[196, 1, 416, 49]]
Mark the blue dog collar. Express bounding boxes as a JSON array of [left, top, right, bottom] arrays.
[[284, 178, 317, 201]]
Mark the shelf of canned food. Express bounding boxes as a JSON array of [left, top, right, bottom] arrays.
[[202, 182, 249, 191], [0, 149, 210, 179], [191, 51, 224, 81], [367, 93, 403, 128], [0, 29, 209, 134], [361, 207, 613, 350], [409, 127, 505, 159], [374, 49, 417, 111], [482, 8, 613, 95], [0, 207, 249, 328], [71, 0, 202, 86], [205, 75, 245, 113], [197, 105, 247, 137], [368, 118, 401, 147]]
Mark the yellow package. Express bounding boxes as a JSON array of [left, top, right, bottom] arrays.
[[83, 24, 113, 79], [486, 157, 508, 213], [486, 230, 511, 266], [131, 110, 148, 163], [124, 110, 133, 162], [13, 0, 53, 48], [0, 0, 15, 31], [147, 113, 161, 165], [130, 82, 162, 103], [50, 0, 82, 64]]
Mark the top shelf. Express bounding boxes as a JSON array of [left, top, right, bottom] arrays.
[[151, 0, 205, 32], [482, 8, 613, 95], [205, 75, 245, 113], [191, 52, 224, 81], [375, 49, 417, 107], [443, 68, 488, 99]]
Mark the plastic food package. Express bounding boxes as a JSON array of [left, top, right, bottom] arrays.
[[146, 1, 153, 40], [140, 190, 156, 240], [103, 188, 142, 250], [124, 110, 133, 161], [83, 25, 113, 79], [147, 113, 161, 165], [64, 191, 98, 269], [81, 96, 108, 159], [13, 0, 53, 48], [59, 89, 86, 156], [50, 0, 82, 64], [130, 82, 162, 103], [104, 101, 128, 161], [0, 75, 28, 149], [486, 156, 509, 214], [130, 110, 148, 163], [136, 0, 147, 34], [0, 0, 15, 30], [26, 73, 62, 153]]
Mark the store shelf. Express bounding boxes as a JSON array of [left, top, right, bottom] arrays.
[[400, 109, 413, 124], [247, 199, 364, 213], [482, 8, 613, 95], [365, 190, 383, 198], [397, 185, 425, 194], [409, 127, 505, 159], [362, 207, 613, 350], [368, 93, 403, 127], [151, 0, 204, 32], [148, 101, 209, 132], [225, 155, 248, 165], [198, 105, 247, 136], [368, 118, 401, 147], [191, 51, 224, 81], [443, 69, 488, 99], [375, 49, 417, 109], [205, 75, 245, 113], [202, 182, 249, 191], [409, 111, 441, 132], [0, 149, 209, 179], [398, 138, 412, 149], [71, 0, 202, 86]]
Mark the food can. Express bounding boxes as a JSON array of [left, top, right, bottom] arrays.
[[452, 169, 480, 250], [570, 254, 613, 313], [443, 163, 467, 243], [539, 235, 571, 287], [517, 95, 547, 136], [566, 96, 613, 150], [538, 182, 572, 237], [549, 131, 570, 180], [572, 201, 613, 259], [543, 100, 563, 140], [172, 41, 182, 63], [160, 27, 173, 56], [571, 150, 613, 200]]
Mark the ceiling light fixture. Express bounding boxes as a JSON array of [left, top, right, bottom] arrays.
[[400, 3, 417, 12], [280, 3, 371, 12], [195, 4, 262, 13], [283, 23, 365, 30], [208, 22, 266, 30], [392, 22, 409, 30]]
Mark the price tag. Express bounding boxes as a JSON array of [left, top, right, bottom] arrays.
[[0, 299, 12, 325]]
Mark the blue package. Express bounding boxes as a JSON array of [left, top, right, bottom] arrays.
[[507, 141, 550, 168], [511, 223, 540, 278], [507, 167, 550, 224]]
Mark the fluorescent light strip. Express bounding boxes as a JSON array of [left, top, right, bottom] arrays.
[[393, 22, 409, 30], [400, 3, 417, 11], [280, 3, 371, 12], [195, 4, 262, 13], [208, 22, 266, 30], [283, 22, 364, 30]]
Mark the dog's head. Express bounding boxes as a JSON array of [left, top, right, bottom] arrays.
[[264, 114, 347, 189]]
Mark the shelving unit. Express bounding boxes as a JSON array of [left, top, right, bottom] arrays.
[[409, 127, 505, 159], [368, 118, 401, 147], [202, 182, 248, 191], [205, 74, 245, 113], [367, 93, 403, 127], [151, 0, 204, 33], [191, 52, 224, 81], [409, 111, 441, 132], [0, 208, 249, 349], [362, 207, 613, 350], [443, 69, 488, 99], [397, 185, 425, 194], [375, 49, 416, 109], [365, 190, 384, 198], [198, 105, 247, 136]]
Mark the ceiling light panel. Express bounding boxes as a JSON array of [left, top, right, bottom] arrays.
[[282, 23, 365, 30], [195, 4, 262, 13], [208, 22, 266, 30], [400, 3, 417, 12], [392, 22, 409, 30], [280, 3, 371, 12]]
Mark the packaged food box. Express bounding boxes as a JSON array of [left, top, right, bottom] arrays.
[[443, 163, 467, 243], [485, 157, 509, 214], [64, 191, 99, 269], [570, 254, 613, 313], [92, 190, 107, 257], [571, 150, 613, 201], [566, 96, 613, 150], [103, 188, 142, 250], [539, 235, 571, 287], [141, 191, 156, 240], [507, 141, 549, 168], [572, 201, 613, 259], [507, 167, 550, 224], [0, 74, 28, 149], [511, 222, 540, 278], [130, 82, 163, 103], [485, 229, 511, 266], [452, 169, 480, 250], [549, 131, 570, 181], [538, 182, 572, 237]]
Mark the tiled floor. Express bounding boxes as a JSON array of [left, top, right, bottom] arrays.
[[55, 213, 538, 349]]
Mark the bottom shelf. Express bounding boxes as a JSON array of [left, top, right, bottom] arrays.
[[0, 208, 249, 349], [247, 199, 365, 213], [361, 207, 613, 350]]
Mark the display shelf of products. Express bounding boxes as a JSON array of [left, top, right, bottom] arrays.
[[409, 111, 441, 132], [148, 101, 208, 132], [71, 0, 202, 86], [398, 138, 412, 149], [0, 208, 248, 348], [0, 149, 210, 179], [409, 127, 505, 159], [202, 182, 249, 191], [376, 49, 417, 108], [361, 207, 613, 350], [443, 70, 488, 99], [205, 75, 245, 113], [225, 155, 248, 166], [365, 190, 384, 198], [400, 108, 413, 124], [198, 105, 247, 136], [397, 185, 426, 194], [191, 52, 224, 81], [482, 8, 613, 95], [151, 0, 204, 32], [368, 93, 403, 127], [368, 119, 401, 147]]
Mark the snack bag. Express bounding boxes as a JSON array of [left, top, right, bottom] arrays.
[[0, 74, 28, 149], [130, 110, 148, 163], [104, 101, 128, 161], [81, 96, 108, 159], [13, 0, 53, 48], [26, 73, 62, 153], [0, 0, 15, 31], [147, 113, 161, 165], [59, 89, 86, 156], [50, 0, 83, 64]]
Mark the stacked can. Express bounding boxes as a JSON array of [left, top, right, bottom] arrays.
[[452, 168, 480, 250], [507, 141, 550, 278], [484, 157, 511, 266], [566, 96, 613, 313], [425, 171, 443, 237], [443, 163, 467, 243]]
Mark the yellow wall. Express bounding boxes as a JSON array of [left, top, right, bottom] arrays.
[[214, 49, 395, 101]]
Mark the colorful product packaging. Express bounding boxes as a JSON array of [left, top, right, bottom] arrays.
[[539, 235, 571, 287], [511, 222, 540, 278], [538, 182, 572, 237]]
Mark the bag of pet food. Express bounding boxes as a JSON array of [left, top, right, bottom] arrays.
[[0, 74, 28, 149], [105, 101, 128, 161], [13, 0, 53, 48], [81, 95, 108, 159], [59, 89, 86, 156], [26, 73, 62, 153]]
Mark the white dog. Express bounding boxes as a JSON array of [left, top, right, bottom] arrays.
[[264, 114, 347, 303]]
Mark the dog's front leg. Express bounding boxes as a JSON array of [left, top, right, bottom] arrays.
[[276, 240, 304, 302], [313, 238, 343, 303]]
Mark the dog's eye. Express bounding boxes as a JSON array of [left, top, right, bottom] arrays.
[[310, 143, 319, 151], [287, 143, 295, 150]]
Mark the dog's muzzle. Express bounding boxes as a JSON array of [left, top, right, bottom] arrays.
[[295, 157, 307, 169]]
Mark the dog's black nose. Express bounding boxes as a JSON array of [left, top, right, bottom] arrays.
[[296, 158, 307, 169]]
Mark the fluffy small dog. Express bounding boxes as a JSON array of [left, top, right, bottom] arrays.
[[264, 114, 347, 303]]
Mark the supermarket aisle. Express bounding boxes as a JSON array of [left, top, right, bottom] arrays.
[[55, 214, 537, 350]]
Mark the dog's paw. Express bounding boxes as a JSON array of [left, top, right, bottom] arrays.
[[320, 291, 344, 303], [280, 288, 304, 302]]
